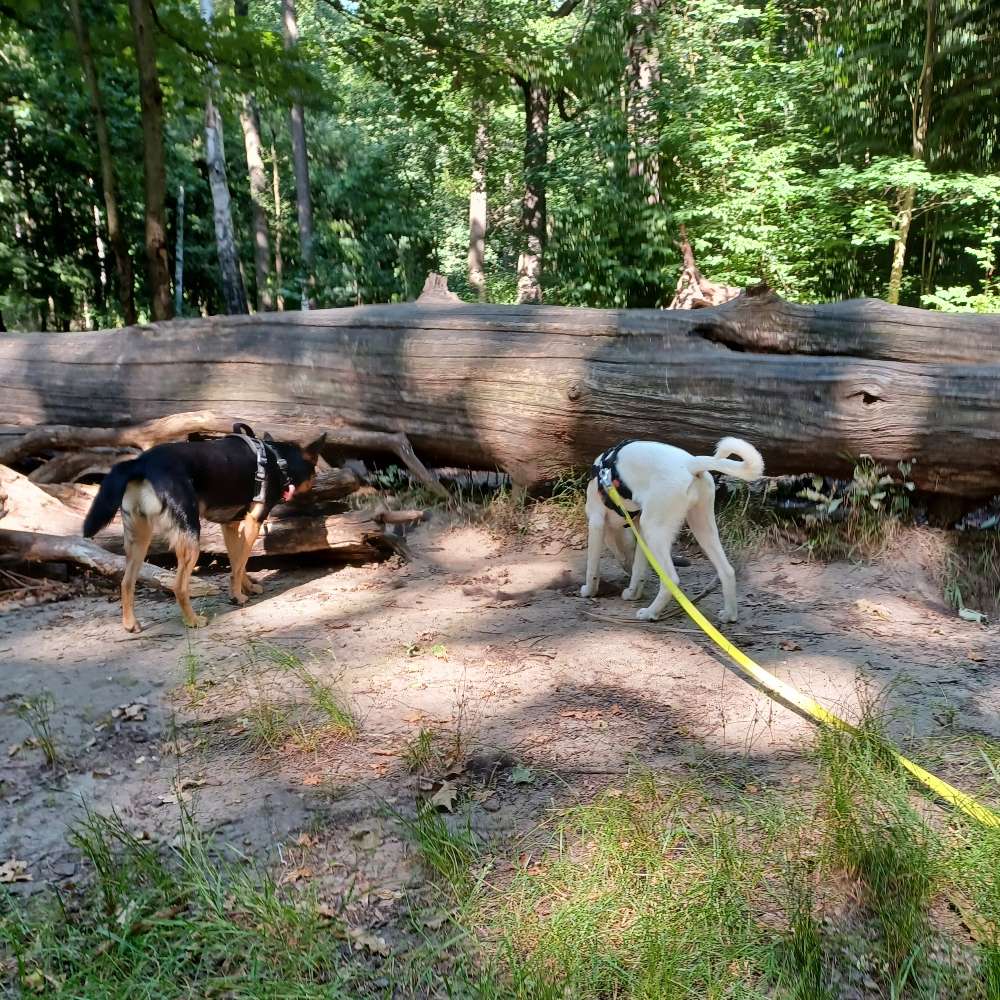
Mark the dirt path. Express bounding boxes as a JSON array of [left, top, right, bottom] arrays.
[[3, 518, 998, 920]]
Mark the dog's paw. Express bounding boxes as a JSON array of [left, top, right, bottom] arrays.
[[718, 608, 738, 624], [621, 586, 642, 601], [123, 620, 142, 634], [230, 592, 249, 606], [636, 606, 658, 622], [580, 584, 595, 598], [184, 614, 208, 629], [243, 579, 264, 595]]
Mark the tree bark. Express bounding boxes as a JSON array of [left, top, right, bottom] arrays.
[[200, 0, 249, 316], [626, 0, 661, 204], [235, 0, 273, 312], [468, 114, 488, 301], [128, 0, 173, 321], [67, 0, 137, 326], [271, 143, 286, 311], [282, 0, 316, 310], [887, 0, 937, 306], [5, 295, 1000, 496], [515, 80, 549, 304]]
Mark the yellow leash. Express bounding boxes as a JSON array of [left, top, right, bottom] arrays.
[[603, 481, 1000, 828]]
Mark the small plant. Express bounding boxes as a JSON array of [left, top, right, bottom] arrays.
[[798, 456, 916, 558], [403, 727, 443, 774], [15, 693, 58, 767]]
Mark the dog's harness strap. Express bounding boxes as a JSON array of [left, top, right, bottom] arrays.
[[230, 434, 270, 504], [592, 439, 640, 514], [228, 428, 292, 505]]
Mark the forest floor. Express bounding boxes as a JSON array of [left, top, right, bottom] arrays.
[[3, 495, 1000, 998]]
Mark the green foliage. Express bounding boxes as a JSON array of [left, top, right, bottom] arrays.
[[0, 0, 997, 326]]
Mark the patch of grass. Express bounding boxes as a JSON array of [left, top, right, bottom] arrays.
[[816, 721, 945, 974], [1, 807, 358, 997], [476, 779, 783, 998], [15, 693, 58, 768], [940, 532, 1000, 619], [251, 643, 358, 742], [403, 727, 444, 774], [715, 479, 777, 558], [401, 804, 480, 900]]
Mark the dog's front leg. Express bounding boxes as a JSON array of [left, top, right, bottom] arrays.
[[579, 517, 605, 598]]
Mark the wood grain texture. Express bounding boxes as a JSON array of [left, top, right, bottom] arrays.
[[3, 296, 1000, 494]]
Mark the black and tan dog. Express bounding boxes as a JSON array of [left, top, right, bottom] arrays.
[[83, 424, 326, 632]]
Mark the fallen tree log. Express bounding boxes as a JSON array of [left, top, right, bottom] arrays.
[[0, 529, 220, 596], [4, 292, 1000, 495]]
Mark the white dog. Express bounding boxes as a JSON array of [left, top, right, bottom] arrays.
[[580, 437, 764, 622]]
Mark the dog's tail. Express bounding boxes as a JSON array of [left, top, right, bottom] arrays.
[[688, 437, 764, 482], [82, 458, 141, 537]]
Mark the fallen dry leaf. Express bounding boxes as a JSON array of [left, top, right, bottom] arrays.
[[280, 866, 314, 885], [430, 780, 458, 812], [347, 927, 390, 956], [7, 743, 21, 758], [0, 858, 32, 884], [302, 773, 323, 786], [780, 640, 802, 652]]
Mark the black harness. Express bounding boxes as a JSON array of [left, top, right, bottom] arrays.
[[229, 423, 292, 506], [591, 439, 641, 514]]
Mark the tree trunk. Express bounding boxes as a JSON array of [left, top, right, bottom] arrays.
[[235, 0, 273, 312], [174, 182, 185, 314], [515, 80, 549, 304], [128, 0, 173, 321], [271, 143, 285, 311], [200, 0, 249, 316], [887, 0, 937, 305], [67, 0, 137, 326], [239, 96, 273, 312], [282, 0, 316, 310], [5, 293, 1000, 496], [626, 0, 661, 204], [468, 113, 488, 301]]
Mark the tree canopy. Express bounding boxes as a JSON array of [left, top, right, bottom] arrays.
[[0, 0, 997, 329]]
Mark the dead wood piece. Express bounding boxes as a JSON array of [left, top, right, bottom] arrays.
[[417, 272, 462, 304], [1, 464, 82, 535], [29, 448, 138, 484], [0, 411, 236, 467], [669, 226, 742, 310], [0, 528, 219, 596], [319, 429, 448, 499]]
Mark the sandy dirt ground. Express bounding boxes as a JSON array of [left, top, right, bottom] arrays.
[[3, 511, 999, 937]]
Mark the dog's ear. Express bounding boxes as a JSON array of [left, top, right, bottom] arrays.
[[262, 431, 274, 443], [302, 433, 327, 465]]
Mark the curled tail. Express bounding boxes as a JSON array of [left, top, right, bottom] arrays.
[[688, 437, 764, 482], [82, 459, 140, 537]]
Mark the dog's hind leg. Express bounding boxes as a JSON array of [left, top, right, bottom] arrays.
[[172, 533, 206, 628], [634, 502, 685, 621], [120, 513, 153, 633], [622, 535, 648, 601], [686, 473, 739, 622]]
